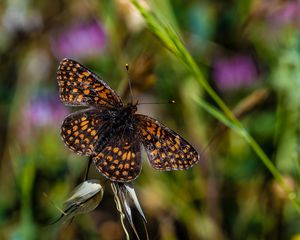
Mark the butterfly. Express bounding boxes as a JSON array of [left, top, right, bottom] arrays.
[[57, 58, 200, 182]]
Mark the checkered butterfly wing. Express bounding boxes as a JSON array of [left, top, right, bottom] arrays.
[[93, 133, 142, 182], [61, 108, 108, 156], [136, 114, 199, 171], [57, 58, 123, 108]]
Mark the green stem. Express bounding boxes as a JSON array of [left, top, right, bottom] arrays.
[[194, 97, 300, 212], [131, 0, 300, 213]]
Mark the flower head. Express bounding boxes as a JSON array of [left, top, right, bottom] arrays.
[[51, 20, 107, 59], [23, 92, 67, 128], [213, 54, 259, 91]]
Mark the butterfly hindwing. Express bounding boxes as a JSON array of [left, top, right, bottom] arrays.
[[57, 58, 123, 108], [135, 114, 199, 171], [61, 108, 107, 156], [93, 133, 142, 182]]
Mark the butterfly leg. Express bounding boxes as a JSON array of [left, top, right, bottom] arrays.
[[84, 156, 93, 180]]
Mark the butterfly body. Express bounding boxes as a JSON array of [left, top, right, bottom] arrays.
[[109, 103, 138, 128], [57, 58, 199, 182]]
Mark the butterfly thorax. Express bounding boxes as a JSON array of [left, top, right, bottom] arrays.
[[91, 103, 137, 154], [108, 102, 137, 130], [121, 102, 138, 115]]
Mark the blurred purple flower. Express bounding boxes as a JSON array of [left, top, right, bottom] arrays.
[[23, 93, 68, 128], [51, 20, 107, 59], [267, 1, 300, 27], [213, 55, 259, 91]]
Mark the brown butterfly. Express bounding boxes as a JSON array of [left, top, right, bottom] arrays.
[[57, 58, 199, 182]]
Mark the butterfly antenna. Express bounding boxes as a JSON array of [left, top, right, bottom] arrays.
[[138, 100, 176, 105], [126, 64, 134, 103]]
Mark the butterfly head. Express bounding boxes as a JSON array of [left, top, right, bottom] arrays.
[[125, 102, 138, 114]]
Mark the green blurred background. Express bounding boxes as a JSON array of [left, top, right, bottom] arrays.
[[1, 0, 300, 239]]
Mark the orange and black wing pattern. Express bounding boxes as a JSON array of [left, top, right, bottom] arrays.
[[61, 108, 108, 156], [57, 58, 123, 108], [136, 114, 199, 171], [93, 134, 141, 182]]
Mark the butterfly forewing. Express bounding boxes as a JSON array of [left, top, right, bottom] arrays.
[[61, 108, 107, 156], [136, 114, 199, 171], [93, 135, 141, 182], [57, 58, 123, 107]]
